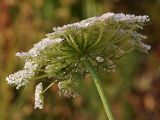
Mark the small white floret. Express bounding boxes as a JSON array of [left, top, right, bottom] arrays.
[[96, 56, 104, 62], [6, 70, 34, 89], [34, 83, 43, 109], [24, 61, 39, 71], [141, 42, 151, 52]]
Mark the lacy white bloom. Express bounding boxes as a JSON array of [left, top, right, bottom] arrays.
[[140, 42, 151, 53], [132, 32, 148, 39], [34, 83, 43, 109], [131, 32, 151, 53], [29, 38, 64, 57], [6, 61, 39, 89], [16, 38, 64, 58], [112, 13, 149, 23], [49, 12, 149, 35], [16, 52, 30, 58], [6, 12, 150, 109], [6, 70, 34, 89], [24, 61, 39, 71]]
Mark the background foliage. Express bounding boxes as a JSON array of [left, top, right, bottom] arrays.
[[0, 0, 160, 120]]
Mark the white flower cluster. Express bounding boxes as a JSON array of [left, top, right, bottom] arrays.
[[51, 12, 149, 34], [131, 32, 151, 53], [6, 70, 34, 89], [112, 13, 149, 23], [34, 83, 43, 109], [24, 61, 39, 70], [140, 42, 151, 50], [58, 80, 78, 98], [6, 61, 39, 89], [117, 29, 151, 53], [16, 38, 64, 58]]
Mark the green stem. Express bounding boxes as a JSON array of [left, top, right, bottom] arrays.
[[42, 80, 58, 93], [32, 74, 48, 80], [42, 82, 54, 93], [83, 60, 115, 120]]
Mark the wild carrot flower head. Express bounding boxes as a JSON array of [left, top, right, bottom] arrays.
[[6, 12, 150, 109]]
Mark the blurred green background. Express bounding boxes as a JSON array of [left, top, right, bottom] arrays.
[[0, 0, 160, 120]]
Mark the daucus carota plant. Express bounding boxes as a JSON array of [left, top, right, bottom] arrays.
[[6, 12, 150, 120]]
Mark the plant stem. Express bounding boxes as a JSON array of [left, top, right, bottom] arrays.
[[42, 80, 58, 93], [32, 74, 48, 80], [83, 60, 115, 120]]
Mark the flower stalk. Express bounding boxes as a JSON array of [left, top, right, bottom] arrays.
[[84, 59, 115, 120], [42, 82, 56, 93]]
